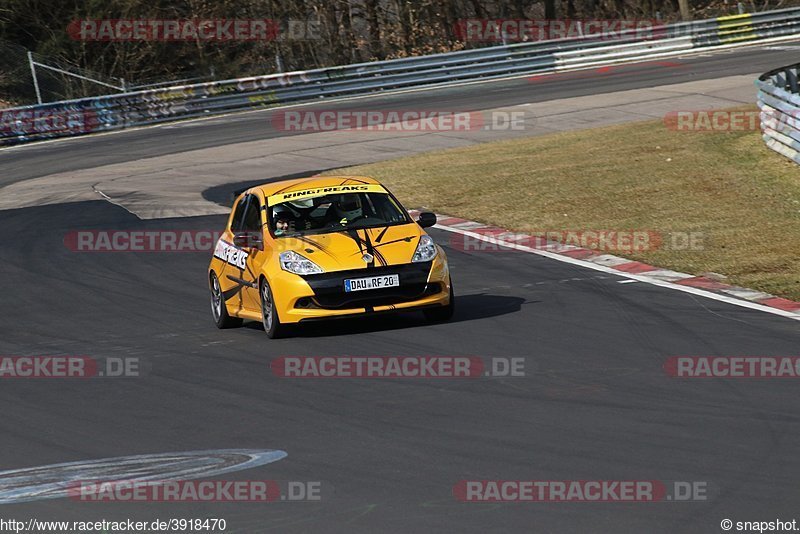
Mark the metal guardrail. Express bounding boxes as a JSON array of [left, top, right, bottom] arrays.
[[4, 7, 800, 146], [757, 63, 800, 164]]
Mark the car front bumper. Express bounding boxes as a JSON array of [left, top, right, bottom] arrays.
[[272, 250, 451, 324]]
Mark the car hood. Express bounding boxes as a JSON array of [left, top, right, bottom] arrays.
[[276, 223, 424, 272]]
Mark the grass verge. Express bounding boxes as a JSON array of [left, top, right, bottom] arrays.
[[326, 106, 800, 300]]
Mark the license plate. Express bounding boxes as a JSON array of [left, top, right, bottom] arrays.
[[344, 274, 400, 292]]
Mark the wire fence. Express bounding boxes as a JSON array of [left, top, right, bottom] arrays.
[[0, 40, 37, 106], [0, 39, 214, 107]]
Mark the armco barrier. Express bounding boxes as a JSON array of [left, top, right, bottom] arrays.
[[757, 63, 800, 163], [3, 7, 800, 146]]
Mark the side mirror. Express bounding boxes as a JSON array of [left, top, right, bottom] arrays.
[[417, 212, 437, 228], [233, 232, 263, 251]]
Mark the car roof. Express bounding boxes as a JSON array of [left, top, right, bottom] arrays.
[[255, 176, 381, 198]]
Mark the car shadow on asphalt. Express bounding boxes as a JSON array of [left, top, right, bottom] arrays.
[[243, 294, 529, 337], [202, 170, 334, 208]]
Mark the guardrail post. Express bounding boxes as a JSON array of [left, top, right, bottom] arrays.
[[27, 50, 43, 105], [787, 68, 799, 94], [776, 71, 787, 89]]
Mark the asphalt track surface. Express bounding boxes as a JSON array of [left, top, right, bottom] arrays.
[[1, 45, 800, 533]]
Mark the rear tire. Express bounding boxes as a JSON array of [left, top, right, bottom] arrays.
[[210, 272, 242, 329], [424, 280, 455, 322], [260, 278, 288, 339]]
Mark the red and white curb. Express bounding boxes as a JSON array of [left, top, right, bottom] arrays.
[[409, 210, 800, 322]]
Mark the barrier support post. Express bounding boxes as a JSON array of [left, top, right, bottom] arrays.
[[27, 51, 42, 105]]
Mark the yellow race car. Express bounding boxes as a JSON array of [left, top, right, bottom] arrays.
[[208, 176, 454, 338]]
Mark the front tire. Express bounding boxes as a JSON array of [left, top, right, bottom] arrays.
[[424, 280, 455, 322], [210, 272, 242, 329], [260, 278, 287, 338]]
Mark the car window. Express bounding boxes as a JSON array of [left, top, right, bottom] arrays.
[[241, 195, 263, 233], [270, 192, 408, 237], [369, 194, 406, 223], [230, 196, 248, 232]]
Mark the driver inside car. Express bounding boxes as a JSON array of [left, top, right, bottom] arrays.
[[272, 206, 294, 236], [326, 193, 364, 226]]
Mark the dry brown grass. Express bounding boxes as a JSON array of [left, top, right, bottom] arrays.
[[327, 107, 800, 300]]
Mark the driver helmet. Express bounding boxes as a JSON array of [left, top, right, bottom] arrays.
[[333, 194, 363, 220], [273, 205, 293, 234]]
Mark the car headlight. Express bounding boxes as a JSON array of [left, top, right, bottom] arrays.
[[280, 250, 323, 275], [412, 235, 438, 263]]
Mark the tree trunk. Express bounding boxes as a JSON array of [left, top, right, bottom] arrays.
[[544, 0, 557, 19], [365, 0, 383, 60], [396, 0, 413, 54], [678, 0, 693, 19], [469, 0, 486, 18]]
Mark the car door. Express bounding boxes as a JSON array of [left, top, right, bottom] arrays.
[[237, 193, 270, 312], [215, 194, 249, 314]]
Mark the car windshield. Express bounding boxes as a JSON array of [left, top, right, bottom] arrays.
[[269, 192, 409, 237]]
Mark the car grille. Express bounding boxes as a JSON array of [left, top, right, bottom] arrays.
[[300, 262, 435, 310]]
